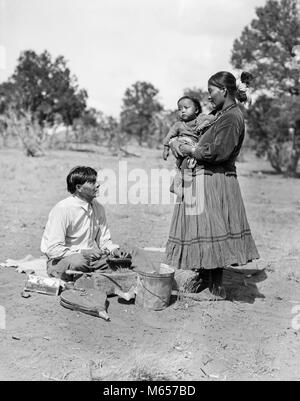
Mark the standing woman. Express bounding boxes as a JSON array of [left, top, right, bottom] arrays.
[[165, 71, 259, 298]]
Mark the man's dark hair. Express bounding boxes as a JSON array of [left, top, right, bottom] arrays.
[[66, 166, 97, 194]]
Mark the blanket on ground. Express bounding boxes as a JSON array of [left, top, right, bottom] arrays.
[[0, 255, 48, 277]]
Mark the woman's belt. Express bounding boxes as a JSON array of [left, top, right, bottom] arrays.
[[181, 163, 237, 176]]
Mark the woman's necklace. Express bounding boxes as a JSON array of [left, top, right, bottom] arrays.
[[215, 102, 237, 119]]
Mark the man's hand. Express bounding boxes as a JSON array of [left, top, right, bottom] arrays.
[[109, 248, 132, 259], [81, 247, 103, 262], [109, 248, 121, 258]]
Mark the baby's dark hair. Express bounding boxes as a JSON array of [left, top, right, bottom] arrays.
[[177, 96, 202, 115], [66, 166, 97, 194]]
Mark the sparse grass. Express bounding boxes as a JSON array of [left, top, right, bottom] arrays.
[[129, 366, 170, 381], [265, 263, 275, 273], [286, 247, 300, 257], [286, 271, 300, 283], [252, 338, 276, 376]]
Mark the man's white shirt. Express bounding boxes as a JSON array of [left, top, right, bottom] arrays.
[[41, 195, 119, 259]]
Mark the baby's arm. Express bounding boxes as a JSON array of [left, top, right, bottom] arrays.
[[195, 114, 216, 132], [162, 122, 181, 160]]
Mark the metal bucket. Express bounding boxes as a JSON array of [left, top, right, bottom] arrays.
[[135, 264, 175, 310]]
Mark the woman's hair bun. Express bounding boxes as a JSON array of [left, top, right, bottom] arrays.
[[240, 72, 254, 86], [236, 90, 248, 103], [208, 71, 253, 104], [236, 71, 254, 103]]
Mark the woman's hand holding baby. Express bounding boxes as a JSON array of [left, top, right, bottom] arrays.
[[178, 144, 195, 157], [170, 140, 195, 158], [169, 140, 184, 158]]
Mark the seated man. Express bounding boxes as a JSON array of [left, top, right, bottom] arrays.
[[41, 166, 120, 280]]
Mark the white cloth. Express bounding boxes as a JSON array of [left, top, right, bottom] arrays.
[[0, 255, 48, 277], [41, 195, 119, 259]]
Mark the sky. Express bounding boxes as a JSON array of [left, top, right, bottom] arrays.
[[0, 0, 267, 116]]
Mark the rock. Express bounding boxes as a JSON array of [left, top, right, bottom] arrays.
[[173, 269, 201, 292]]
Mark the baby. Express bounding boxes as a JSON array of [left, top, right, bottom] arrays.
[[162, 95, 215, 195]]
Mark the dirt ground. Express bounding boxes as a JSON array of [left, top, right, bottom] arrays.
[[0, 146, 300, 381]]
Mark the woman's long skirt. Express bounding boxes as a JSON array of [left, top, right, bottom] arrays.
[[165, 169, 259, 270]]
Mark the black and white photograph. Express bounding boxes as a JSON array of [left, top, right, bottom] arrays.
[[0, 0, 300, 383]]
